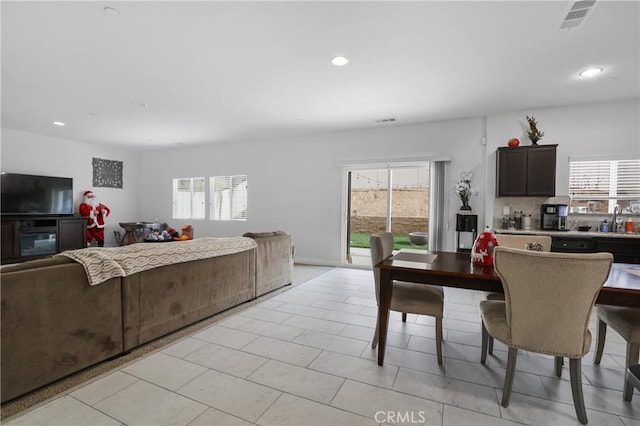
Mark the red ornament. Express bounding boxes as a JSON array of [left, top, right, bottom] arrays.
[[471, 227, 499, 267], [508, 138, 520, 147]]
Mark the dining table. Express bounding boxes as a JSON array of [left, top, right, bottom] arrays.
[[375, 250, 640, 366]]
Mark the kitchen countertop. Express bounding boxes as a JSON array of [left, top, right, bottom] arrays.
[[494, 228, 640, 239]]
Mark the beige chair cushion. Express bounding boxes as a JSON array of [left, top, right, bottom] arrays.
[[485, 235, 552, 302], [485, 292, 506, 301], [479, 300, 510, 343], [481, 247, 612, 358], [597, 306, 640, 343], [495, 234, 552, 252], [370, 232, 443, 319], [392, 282, 444, 317]]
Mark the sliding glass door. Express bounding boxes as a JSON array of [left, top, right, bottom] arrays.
[[346, 165, 430, 267]]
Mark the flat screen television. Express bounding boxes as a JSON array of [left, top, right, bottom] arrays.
[[1, 172, 74, 216]]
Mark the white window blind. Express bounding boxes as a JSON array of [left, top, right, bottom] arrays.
[[569, 159, 640, 213], [210, 175, 248, 221], [172, 177, 205, 219]]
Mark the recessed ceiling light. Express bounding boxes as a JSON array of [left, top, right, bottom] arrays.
[[103, 7, 119, 16], [53, 121, 66, 126], [331, 56, 349, 66], [579, 67, 603, 77]]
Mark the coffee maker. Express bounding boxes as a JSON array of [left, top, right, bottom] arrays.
[[540, 204, 569, 231]]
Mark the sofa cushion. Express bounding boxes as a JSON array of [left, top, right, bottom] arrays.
[[1, 262, 122, 403]]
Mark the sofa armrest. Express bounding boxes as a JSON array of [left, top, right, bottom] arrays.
[[243, 231, 294, 296]]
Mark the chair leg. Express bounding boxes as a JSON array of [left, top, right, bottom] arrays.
[[402, 312, 407, 322], [624, 377, 634, 402], [555, 356, 563, 377], [570, 358, 588, 425], [372, 316, 379, 349], [624, 364, 639, 402], [623, 342, 639, 400], [488, 336, 494, 355], [481, 322, 488, 365], [436, 317, 443, 365], [593, 319, 607, 365], [625, 341, 640, 368], [501, 347, 518, 407]]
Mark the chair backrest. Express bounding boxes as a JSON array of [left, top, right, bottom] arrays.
[[493, 247, 613, 357], [495, 234, 552, 252], [370, 232, 395, 304]]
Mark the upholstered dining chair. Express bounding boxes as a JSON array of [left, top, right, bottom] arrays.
[[494, 234, 552, 252], [593, 305, 640, 399], [480, 247, 613, 424], [370, 232, 445, 364], [483, 234, 552, 355], [626, 364, 640, 401]]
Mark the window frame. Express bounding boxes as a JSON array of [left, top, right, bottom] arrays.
[[569, 158, 640, 214], [172, 177, 206, 220], [209, 175, 248, 221]]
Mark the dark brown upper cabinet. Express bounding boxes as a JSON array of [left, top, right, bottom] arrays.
[[496, 144, 557, 197]]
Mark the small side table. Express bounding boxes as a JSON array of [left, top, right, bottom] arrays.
[[118, 222, 141, 246], [456, 213, 478, 253]]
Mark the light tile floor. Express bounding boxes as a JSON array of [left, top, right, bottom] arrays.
[[5, 267, 639, 426]]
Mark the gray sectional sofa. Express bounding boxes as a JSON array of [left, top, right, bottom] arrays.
[[1, 232, 294, 403]]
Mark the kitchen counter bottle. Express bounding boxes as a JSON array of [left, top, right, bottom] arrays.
[[600, 219, 609, 233], [626, 218, 635, 233]]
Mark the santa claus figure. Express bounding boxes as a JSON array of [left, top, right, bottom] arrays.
[[79, 190, 111, 247]]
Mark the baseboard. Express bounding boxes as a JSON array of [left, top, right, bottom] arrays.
[[294, 257, 342, 267]]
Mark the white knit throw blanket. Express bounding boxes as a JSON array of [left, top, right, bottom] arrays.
[[57, 237, 257, 286]]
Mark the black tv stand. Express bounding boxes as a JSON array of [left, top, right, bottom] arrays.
[[1, 216, 87, 264]]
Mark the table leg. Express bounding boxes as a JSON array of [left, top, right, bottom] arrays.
[[377, 268, 393, 366]]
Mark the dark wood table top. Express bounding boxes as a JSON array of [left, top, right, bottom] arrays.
[[378, 250, 640, 307]]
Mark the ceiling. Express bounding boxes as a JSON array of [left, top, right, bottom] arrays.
[[2, 1, 639, 149]]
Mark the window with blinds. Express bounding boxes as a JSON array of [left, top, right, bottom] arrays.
[[210, 175, 248, 221], [172, 177, 205, 219], [569, 159, 640, 213]]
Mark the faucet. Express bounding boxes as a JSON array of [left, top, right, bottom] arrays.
[[612, 204, 621, 233]]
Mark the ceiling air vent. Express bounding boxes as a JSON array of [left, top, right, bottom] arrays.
[[375, 118, 397, 124], [560, 0, 596, 29]]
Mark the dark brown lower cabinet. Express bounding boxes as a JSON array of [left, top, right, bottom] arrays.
[[594, 238, 640, 264], [58, 218, 88, 252], [1, 217, 87, 264], [551, 236, 640, 264]]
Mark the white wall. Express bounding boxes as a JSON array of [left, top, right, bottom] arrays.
[[1, 128, 139, 247], [484, 99, 640, 228], [2, 99, 638, 262], [138, 117, 486, 265]]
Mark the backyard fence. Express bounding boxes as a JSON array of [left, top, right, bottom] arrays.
[[351, 216, 428, 235]]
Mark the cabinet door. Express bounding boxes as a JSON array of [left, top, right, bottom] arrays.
[[58, 218, 87, 252], [497, 148, 527, 196], [1, 220, 19, 260], [595, 238, 640, 264], [526, 146, 556, 196]]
